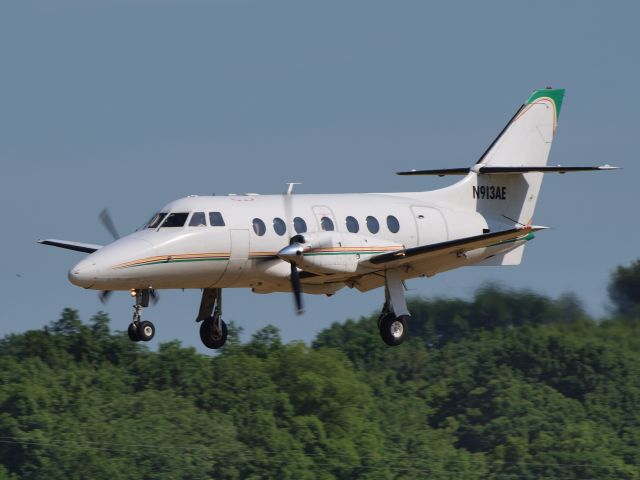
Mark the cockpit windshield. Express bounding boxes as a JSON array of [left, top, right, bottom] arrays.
[[161, 212, 189, 228], [147, 212, 167, 229]]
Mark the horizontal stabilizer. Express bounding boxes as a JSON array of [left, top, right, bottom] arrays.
[[397, 164, 619, 176], [38, 239, 103, 254], [397, 167, 472, 176], [368, 226, 546, 266]]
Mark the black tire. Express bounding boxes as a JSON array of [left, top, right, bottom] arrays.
[[379, 314, 408, 346], [127, 322, 141, 342], [199, 317, 228, 349], [137, 320, 155, 342]]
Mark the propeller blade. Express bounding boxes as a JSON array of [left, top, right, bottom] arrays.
[[280, 187, 304, 315], [99, 208, 120, 240], [98, 290, 112, 304], [150, 289, 160, 306], [290, 263, 303, 315]]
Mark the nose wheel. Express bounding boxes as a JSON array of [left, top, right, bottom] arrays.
[[127, 289, 156, 343]]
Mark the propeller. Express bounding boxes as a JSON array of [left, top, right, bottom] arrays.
[[96, 208, 160, 306], [98, 290, 113, 304], [149, 289, 160, 305], [278, 239, 305, 315], [290, 263, 303, 315], [99, 208, 120, 240], [281, 184, 305, 314], [98, 208, 120, 301]]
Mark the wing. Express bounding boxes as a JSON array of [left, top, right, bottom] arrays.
[[366, 226, 546, 268], [38, 239, 103, 254], [293, 227, 545, 294]]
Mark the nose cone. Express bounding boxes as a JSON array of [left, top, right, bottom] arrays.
[[68, 236, 156, 290], [68, 259, 98, 288]]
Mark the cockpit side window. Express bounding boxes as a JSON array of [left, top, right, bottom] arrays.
[[189, 212, 207, 227], [147, 212, 167, 229], [161, 212, 189, 228], [209, 212, 225, 227]]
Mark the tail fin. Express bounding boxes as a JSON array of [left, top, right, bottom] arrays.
[[477, 88, 564, 168], [399, 88, 617, 265], [406, 88, 566, 228], [473, 88, 564, 226]]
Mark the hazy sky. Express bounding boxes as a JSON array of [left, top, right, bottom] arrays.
[[1, 1, 637, 352]]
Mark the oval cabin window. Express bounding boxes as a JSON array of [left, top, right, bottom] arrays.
[[293, 217, 307, 234], [366, 216, 380, 234], [346, 216, 359, 233], [386, 215, 400, 233], [273, 217, 286, 236], [252, 218, 266, 236], [320, 216, 335, 231]]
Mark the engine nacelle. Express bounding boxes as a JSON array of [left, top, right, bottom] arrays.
[[286, 231, 402, 275]]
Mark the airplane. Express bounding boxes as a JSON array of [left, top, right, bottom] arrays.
[[39, 88, 618, 349]]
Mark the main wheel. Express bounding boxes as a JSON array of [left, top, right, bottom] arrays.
[[128, 322, 141, 342], [137, 320, 155, 342], [379, 314, 408, 346], [200, 317, 228, 349]]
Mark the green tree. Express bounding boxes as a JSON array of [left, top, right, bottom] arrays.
[[609, 258, 640, 316], [1, 262, 640, 479]]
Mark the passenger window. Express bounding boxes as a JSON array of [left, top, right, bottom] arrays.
[[161, 212, 189, 228], [294, 217, 307, 234], [366, 216, 380, 234], [387, 215, 400, 233], [209, 212, 225, 227], [147, 212, 167, 229], [252, 218, 266, 236], [189, 212, 207, 227], [273, 217, 286, 236], [345, 216, 359, 233], [320, 216, 334, 231]]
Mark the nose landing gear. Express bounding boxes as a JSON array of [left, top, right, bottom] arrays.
[[196, 288, 228, 349], [127, 289, 156, 343]]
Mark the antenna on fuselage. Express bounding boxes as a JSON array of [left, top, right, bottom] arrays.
[[286, 182, 301, 195]]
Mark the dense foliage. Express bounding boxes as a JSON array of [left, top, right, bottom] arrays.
[[1, 261, 639, 479]]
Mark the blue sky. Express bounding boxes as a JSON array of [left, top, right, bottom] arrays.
[[0, 1, 636, 352]]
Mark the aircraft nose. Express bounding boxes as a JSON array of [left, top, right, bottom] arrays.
[[68, 260, 98, 288]]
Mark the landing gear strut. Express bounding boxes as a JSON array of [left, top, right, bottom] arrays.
[[128, 289, 156, 342], [197, 288, 228, 349], [378, 269, 410, 346]]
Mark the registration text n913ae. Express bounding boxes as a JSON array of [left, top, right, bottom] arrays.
[[473, 185, 507, 200]]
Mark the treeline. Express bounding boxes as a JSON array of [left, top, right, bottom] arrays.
[[0, 261, 639, 479]]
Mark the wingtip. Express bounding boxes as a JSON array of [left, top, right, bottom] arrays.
[[597, 164, 621, 170]]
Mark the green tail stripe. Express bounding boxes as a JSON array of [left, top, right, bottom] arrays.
[[526, 88, 565, 121]]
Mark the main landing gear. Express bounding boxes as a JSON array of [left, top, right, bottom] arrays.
[[125, 274, 408, 348], [128, 289, 156, 342], [377, 269, 410, 347], [196, 288, 228, 349]]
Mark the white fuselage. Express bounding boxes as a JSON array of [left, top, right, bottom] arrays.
[[68, 189, 493, 295]]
